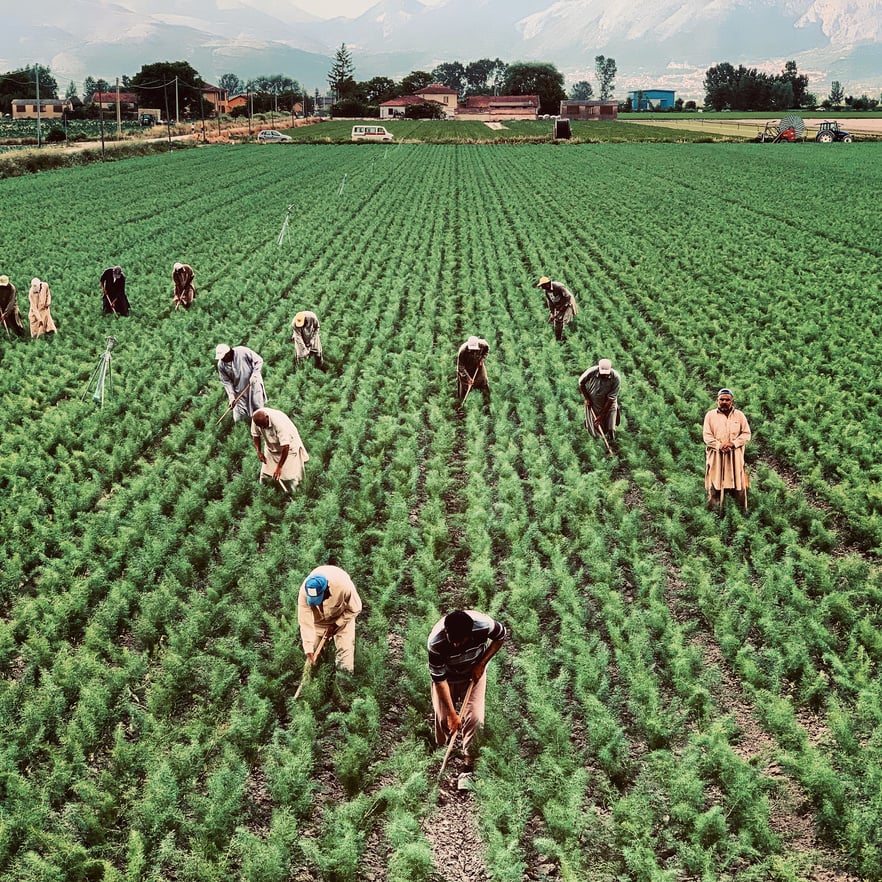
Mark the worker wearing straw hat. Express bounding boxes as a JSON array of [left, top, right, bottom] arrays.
[[290, 310, 324, 369], [535, 275, 577, 341]]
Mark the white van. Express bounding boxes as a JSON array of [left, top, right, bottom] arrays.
[[351, 125, 394, 142]]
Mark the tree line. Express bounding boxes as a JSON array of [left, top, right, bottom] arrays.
[[325, 44, 618, 117]]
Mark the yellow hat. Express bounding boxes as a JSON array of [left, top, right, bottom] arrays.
[[536, 276, 551, 287], [294, 311, 306, 328], [0, 275, 9, 286]]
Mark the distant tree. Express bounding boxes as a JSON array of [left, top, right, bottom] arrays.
[[129, 61, 204, 120], [846, 94, 879, 111], [704, 62, 734, 111], [501, 62, 566, 115], [332, 96, 371, 117], [247, 75, 303, 114], [569, 80, 594, 100], [828, 80, 844, 106], [780, 60, 808, 108], [82, 76, 98, 102], [463, 58, 507, 96], [65, 81, 79, 100], [684, 99, 697, 110], [595, 55, 617, 101], [432, 61, 466, 97], [770, 79, 794, 110], [401, 71, 434, 94], [219, 73, 243, 96], [404, 100, 444, 119], [359, 76, 399, 105], [328, 44, 356, 100], [0, 65, 58, 115]]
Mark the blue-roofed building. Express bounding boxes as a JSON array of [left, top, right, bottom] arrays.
[[629, 89, 676, 110]]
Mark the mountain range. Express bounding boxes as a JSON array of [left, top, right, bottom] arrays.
[[4, 0, 881, 102]]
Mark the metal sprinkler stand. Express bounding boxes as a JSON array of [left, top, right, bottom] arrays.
[[83, 335, 118, 407]]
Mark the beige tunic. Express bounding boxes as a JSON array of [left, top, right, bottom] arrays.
[[703, 407, 751, 491], [28, 281, 57, 337], [250, 407, 309, 483], [297, 565, 363, 671]]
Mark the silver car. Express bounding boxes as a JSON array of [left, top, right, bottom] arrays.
[[258, 129, 292, 143]]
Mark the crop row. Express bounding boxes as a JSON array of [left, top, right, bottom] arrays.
[[0, 143, 880, 880]]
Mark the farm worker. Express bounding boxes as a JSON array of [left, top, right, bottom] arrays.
[[428, 609, 508, 771], [0, 275, 26, 337], [579, 358, 620, 441], [100, 265, 130, 316], [215, 343, 268, 423], [536, 275, 577, 341], [290, 310, 324, 368], [455, 335, 490, 400], [297, 565, 362, 674], [250, 407, 309, 494], [27, 278, 57, 338], [172, 262, 196, 309], [703, 388, 751, 510]]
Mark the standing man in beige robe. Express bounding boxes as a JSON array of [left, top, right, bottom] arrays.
[[28, 278, 57, 338], [297, 565, 362, 675], [250, 407, 309, 495], [703, 388, 751, 510]]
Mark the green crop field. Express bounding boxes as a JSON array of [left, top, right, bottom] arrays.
[[1, 142, 882, 882]]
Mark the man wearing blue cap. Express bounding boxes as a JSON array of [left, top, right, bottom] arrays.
[[297, 565, 362, 673], [703, 388, 751, 510]]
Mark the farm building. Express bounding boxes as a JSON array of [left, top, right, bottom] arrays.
[[379, 95, 431, 119], [201, 83, 230, 116], [457, 94, 540, 121], [12, 99, 74, 120], [380, 84, 458, 119], [90, 91, 140, 118], [629, 89, 676, 110], [560, 100, 618, 120]]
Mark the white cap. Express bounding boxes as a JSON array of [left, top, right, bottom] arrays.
[[467, 335, 481, 350], [215, 344, 231, 360], [598, 358, 612, 375]]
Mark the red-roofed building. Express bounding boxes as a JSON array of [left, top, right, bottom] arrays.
[[458, 94, 540, 121], [90, 91, 140, 116], [379, 94, 430, 120]]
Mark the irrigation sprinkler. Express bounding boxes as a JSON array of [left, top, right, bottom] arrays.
[[277, 202, 295, 247], [83, 335, 118, 407], [337, 174, 348, 196]]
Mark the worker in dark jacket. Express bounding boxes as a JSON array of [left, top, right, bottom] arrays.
[[0, 275, 25, 336], [579, 358, 621, 442], [536, 275, 577, 341], [100, 266, 130, 316], [455, 335, 490, 400]]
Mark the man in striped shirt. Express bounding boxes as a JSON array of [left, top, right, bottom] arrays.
[[428, 609, 507, 771]]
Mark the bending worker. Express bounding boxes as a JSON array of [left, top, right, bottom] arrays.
[[297, 565, 363, 675], [428, 609, 507, 772], [579, 357, 621, 443], [455, 335, 490, 401], [291, 310, 324, 369], [250, 407, 309, 495], [215, 343, 268, 424]]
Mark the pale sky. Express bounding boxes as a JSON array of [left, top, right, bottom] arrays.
[[278, 0, 443, 19]]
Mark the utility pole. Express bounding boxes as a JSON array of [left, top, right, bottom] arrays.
[[116, 77, 122, 139], [35, 63, 42, 147], [175, 76, 179, 123]]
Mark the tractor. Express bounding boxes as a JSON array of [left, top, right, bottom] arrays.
[[815, 121, 853, 142], [755, 115, 805, 142]]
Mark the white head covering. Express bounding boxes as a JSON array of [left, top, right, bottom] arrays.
[[466, 335, 481, 350], [215, 344, 231, 361], [598, 358, 612, 375]]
